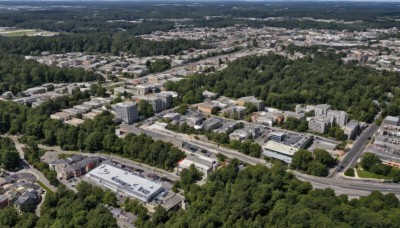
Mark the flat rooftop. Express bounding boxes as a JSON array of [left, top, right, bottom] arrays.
[[86, 164, 162, 199], [263, 141, 298, 156]]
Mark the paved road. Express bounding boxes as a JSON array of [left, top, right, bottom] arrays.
[[329, 123, 379, 178], [137, 125, 400, 198], [140, 125, 268, 166], [9, 136, 58, 192], [295, 171, 400, 197]]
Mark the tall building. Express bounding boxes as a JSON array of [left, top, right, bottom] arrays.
[[308, 118, 329, 134], [114, 102, 138, 124], [327, 110, 348, 127], [314, 104, 331, 118], [156, 92, 173, 110]]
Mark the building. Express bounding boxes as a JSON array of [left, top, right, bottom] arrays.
[[85, 164, 163, 203], [229, 126, 261, 141], [135, 84, 153, 95], [0, 195, 9, 209], [383, 116, 400, 126], [237, 96, 265, 111], [295, 104, 315, 114], [202, 90, 218, 100], [156, 92, 173, 110], [197, 102, 218, 115], [327, 110, 348, 127], [270, 132, 285, 142], [284, 111, 304, 120], [180, 112, 204, 127], [50, 112, 72, 121], [202, 118, 223, 131], [163, 112, 180, 121], [314, 104, 331, 118], [160, 192, 185, 211], [342, 120, 360, 140], [49, 154, 85, 173], [213, 121, 238, 134], [252, 111, 284, 126], [134, 96, 163, 113], [114, 102, 138, 124], [308, 118, 329, 134], [14, 189, 41, 212], [60, 157, 100, 180], [222, 106, 246, 119], [65, 118, 85, 126], [63, 108, 87, 116], [177, 154, 218, 177], [262, 141, 300, 164]]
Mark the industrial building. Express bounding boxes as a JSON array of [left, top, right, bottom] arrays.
[[85, 164, 163, 203]]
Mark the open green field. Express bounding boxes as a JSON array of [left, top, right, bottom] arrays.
[[0, 29, 58, 37], [356, 169, 391, 180]]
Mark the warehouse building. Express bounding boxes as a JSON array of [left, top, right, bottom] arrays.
[[85, 164, 163, 203]]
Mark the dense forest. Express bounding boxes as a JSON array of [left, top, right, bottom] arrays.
[[0, 52, 99, 94], [0, 136, 20, 171], [0, 99, 185, 171], [0, 183, 118, 228], [143, 161, 400, 227], [0, 1, 399, 32], [0, 33, 204, 57], [165, 52, 400, 123]]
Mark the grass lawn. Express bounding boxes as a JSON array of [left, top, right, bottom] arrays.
[[0, 29, 58, 37], [356, 169, 391, 179], [37, 181, 53, 193]]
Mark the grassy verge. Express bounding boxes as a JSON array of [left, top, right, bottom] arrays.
[[37, 181, 53, 193], [356, 169, 391, 179]]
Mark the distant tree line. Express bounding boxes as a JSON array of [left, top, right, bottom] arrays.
[[0, 33, 205, 57], [0, 51, 99, 95]]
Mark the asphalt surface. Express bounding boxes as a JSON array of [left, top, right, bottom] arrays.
[[139, 124, 400, 198], [140, 125, 268, 166], [329, 123, 379, 178], [296, 171, 400, 197], [8, 136, 58, 192]]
